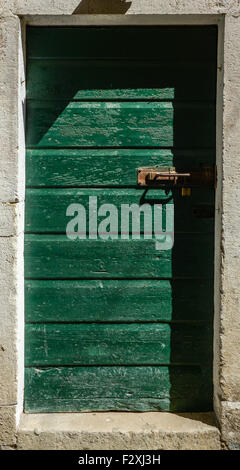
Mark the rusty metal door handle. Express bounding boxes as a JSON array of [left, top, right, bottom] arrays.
[[137, 166, 216, 189], [138, 167, 191, 186]]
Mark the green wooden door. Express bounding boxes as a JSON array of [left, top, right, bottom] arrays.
[[24, 26, 217, 412]]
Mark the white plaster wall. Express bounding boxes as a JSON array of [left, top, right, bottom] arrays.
[[12, 0, 240, 16], [0, 14, 22, 448]]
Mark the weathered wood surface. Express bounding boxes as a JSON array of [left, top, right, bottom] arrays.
[[24, 365, 212, 412], [24, 234, 214, 279], [25, 279, 213, 323], [26, 149, 215, 187], [25, 188, 214, 233], [27, 26, 217, 62], [25, 322, 212, 366], [24, 396, 211, 413], [27, 59, 216, 101], [26, 101, 215, 148], [24, 25, 216, 413]]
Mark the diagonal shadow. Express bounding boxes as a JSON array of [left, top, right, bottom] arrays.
[[73, 0, 132, 14]]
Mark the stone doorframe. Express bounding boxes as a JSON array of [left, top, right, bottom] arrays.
[[0, 0, 240, 450]]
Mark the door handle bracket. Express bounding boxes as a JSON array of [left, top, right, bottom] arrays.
[[137, 166, 216, 189]]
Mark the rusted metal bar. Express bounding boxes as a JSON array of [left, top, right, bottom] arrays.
[[137, 166, 216, 188]]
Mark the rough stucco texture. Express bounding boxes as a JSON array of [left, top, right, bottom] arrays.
[[0, 1, 237, 16]]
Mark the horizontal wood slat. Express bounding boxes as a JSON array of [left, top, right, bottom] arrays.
[[26, 149, 215, 187], [25, 279, 213, 323], [26, 101, 215, 149], [24, 234, 214, 279], [27, 60, 216, 101], [24, 397, 212, 413], [24, 365, 212, 412], [25, 188, 214, 233], [27, 26, 217, 62], [25, 323, 212, 366]]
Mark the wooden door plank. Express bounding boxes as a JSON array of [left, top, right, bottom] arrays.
[[25, 323, 212, 366], [25, 279, 213, 323], [24, 234, 214, 279], [24, 365, 212, 412], [25, 187, 214, 234], [27, 26, 217, 62], [26, 101, 215, 149], [27, 60, 216, 101], [26, 149, 215, 187]]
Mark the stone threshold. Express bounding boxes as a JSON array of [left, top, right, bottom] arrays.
[[17, 412, 221, 450]]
